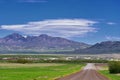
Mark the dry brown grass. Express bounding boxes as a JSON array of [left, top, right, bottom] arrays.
[[0, 63, 64, 68], [95, 63, 108, 70]]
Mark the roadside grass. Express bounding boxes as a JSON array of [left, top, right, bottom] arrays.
[[0, 63, 84, 80], [99, 70, 120, 80], [100, 70, 120, 80], [96, 63, 120, 80]]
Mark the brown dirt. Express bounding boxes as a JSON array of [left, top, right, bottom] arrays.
[[55, 63, 110, 80]]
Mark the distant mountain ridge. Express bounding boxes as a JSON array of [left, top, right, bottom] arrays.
[[0, 33, 90, 53], [0, 33, 120, 54], [75, 41, 120, 54]]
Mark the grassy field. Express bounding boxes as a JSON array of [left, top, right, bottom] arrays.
[[99, 65, 120, 80], [98, 63, 120, 80], [0, 63, 84, 80], [96, 63, 120, 80], [100, 70, 120, 80]]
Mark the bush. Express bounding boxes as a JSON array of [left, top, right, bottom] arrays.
[[16, 59, 32, 64], [109, 61, 120, 74]]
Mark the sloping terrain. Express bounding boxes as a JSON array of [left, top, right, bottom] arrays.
[[75, 41, 120, 54], [0, 33, 90, 53]]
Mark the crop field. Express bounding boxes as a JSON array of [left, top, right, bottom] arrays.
[[0, 63, 84, 80]]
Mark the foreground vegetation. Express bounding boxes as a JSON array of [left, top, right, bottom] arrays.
[[108, 61, 120, 73], [100, 70, 120, 80], [99, 61, 120, 80], [0, 63, 84, 80], [0, 54, 119, 80]]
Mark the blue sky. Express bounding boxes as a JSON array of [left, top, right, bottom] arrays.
[[0, 0, 120, 44]]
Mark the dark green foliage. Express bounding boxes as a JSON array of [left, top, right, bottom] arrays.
[[36, 59, 108, 64], [16, 59, 33, 64], [109, 61, 120, 74]]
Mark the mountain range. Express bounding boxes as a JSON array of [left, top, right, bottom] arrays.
[[75, 41, 120, 54], [0, 33, 120, 54], [0, 33, 89, 53]]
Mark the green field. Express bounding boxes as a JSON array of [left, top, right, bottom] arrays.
[[0, 63, 84, 80], [100, 70, 120, 80], [99, 62, 120, 80], [99, 70, 120, 80]]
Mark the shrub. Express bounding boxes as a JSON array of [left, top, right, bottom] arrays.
[[109, 61, 120, 74], [16, 59, 32, 64]]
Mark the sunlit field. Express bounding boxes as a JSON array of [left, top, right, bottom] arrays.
[[100, 70, 120, 80], [0, 63, 84, 80], [98, 63, 120, 80]]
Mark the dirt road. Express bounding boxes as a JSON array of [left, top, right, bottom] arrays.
[[56, 63, 109, 80]]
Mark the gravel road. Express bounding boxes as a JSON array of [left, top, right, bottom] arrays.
[[56, 63, 109, 80]]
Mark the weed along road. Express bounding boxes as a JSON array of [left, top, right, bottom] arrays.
[[56, 63, 109, 80]]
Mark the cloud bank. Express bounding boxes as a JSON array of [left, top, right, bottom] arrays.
[[106, 36, 120, 41], [107, 22, 116, 25], [0, 19, 98, 38]]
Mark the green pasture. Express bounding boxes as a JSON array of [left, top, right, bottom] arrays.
[[100, 70, 120, 80], [0, 63, 84, 80]]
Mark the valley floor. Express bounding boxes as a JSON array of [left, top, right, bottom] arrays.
[[0, 63, 83, 80], [0, 63, 119, 80]]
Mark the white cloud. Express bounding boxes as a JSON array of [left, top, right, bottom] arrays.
[[107, 22, 116, 25], [106, 36, 120, 41], [0, 19, 98, 38]]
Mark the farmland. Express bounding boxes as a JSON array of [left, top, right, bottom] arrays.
[[0, 63, 84, 80]]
